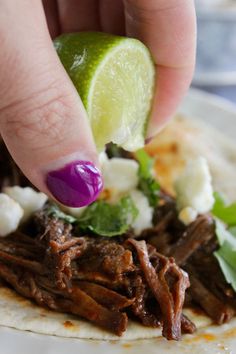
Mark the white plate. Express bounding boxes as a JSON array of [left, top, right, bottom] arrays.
[[180, 88, 236, 137], [0, 88, 236, 354]]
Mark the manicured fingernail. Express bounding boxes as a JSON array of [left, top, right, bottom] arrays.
[[146, 117, 170, 140], [46, 161, 103, 207]]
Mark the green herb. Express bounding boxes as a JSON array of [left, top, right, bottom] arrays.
[[229, 226, 236, 237], [135, 149, 160, 207], [214, 218, 236, 292], [78, 196, 138, 236], [212, 192, 236, 226], [46, 204, 77, 224], [106, 143, 124, 158], [214, 250, 236, 292], [215, 219, 236, 247], [212, 193, 236, 291], [135, 149, 153, 178]]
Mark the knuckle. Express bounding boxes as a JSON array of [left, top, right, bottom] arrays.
[[0, 84, 75, 151]]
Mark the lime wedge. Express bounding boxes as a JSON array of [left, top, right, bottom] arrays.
[[54, 32, 155, 151]]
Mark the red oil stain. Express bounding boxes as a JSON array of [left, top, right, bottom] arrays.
[[63, 320, 77, 330], [184, 332, 217, 344], [201, 333, 217, 341], [122, 343, 132, 349]]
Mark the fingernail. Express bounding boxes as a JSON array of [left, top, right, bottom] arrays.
[[46, 161, 103, 207], [146, 117, 170, 140]]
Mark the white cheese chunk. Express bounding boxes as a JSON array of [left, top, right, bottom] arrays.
[[178, 206, 198, 226], [98, 151, 109, 166], [62, 206, 86, 218], [4, 186, 48, 221], [130, 190, 153, 235], [0, 194, 23, 236], [175, 157, 214, 214], [102, 157, 139, 193]]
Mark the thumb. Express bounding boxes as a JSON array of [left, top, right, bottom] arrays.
[[0, 1, 103, 207]]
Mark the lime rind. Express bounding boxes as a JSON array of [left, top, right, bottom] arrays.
[[55, 32, 123, 109]]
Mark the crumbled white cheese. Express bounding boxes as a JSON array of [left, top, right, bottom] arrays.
[[0, 194, 23, 236], [4, 186, 48, 221], [102, 157, 139, 193], [62, 206, 86, 218], [178, 206, 198, 226], [99, 151, 109, 166], [175, 157, 214, 213], [130, 190, 153, 235]]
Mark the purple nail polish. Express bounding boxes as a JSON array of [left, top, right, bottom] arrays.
[[46, 161, 103, 207]]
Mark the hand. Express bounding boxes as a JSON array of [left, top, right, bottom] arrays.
[[0, 0, 196, 207]]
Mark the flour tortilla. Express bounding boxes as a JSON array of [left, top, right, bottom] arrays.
[[0, 115, 235, 341]]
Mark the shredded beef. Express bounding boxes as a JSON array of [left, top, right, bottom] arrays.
[[126, 239, 190, 340], [0, 192, 234, 339], [75, 281, 134, 310], [0, 209, 190, 340], [169, 215, 215, 265], [190, 247, 236, 309], [0, 261, 128, 334], [77, 239, 134, 278], [181, 314, 196, 334], [143, 195, 236, 324], [185, 266, 235, 324], [0, 147, 235, 340], [127, 274, 161, 327]]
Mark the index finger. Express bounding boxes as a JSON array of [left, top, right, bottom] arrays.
[[124, 0, 196, 137]]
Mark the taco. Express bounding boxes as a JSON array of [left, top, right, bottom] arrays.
[[0, 115, 235, 343]]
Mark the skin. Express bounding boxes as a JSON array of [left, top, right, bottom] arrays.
[[0, 0, 196, 201]]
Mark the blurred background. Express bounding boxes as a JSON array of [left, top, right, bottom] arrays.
[[193, 0, 236, 103]]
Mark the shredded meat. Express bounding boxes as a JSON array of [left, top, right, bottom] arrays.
[[0, 144, 235, 340], [127, 239, 190, 340], [0, 208, 191, 340], [127, 273, 161, 327], [181, 314, 196, 334], [0, 261, 128, 334], [190, 247, 236, 309], [186, 266, 234, 324], [75, 281, 134, 310], [169, 215, 215, 265], [143, 196, 236, 324], [0, 192, 234, 339]]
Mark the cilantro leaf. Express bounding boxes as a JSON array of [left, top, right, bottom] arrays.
[[45, 204, 77, 224], [135, 149, 153, 178], [135, 149, 160, 207], [78, 196, 138, 236], [214, 251, 236, 292], [217, 240, 236, 269], [212, 192, 236, 226], [215, 219, 236, 247], [229, 226, 236, 237], [214, 218, 236, 292]]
